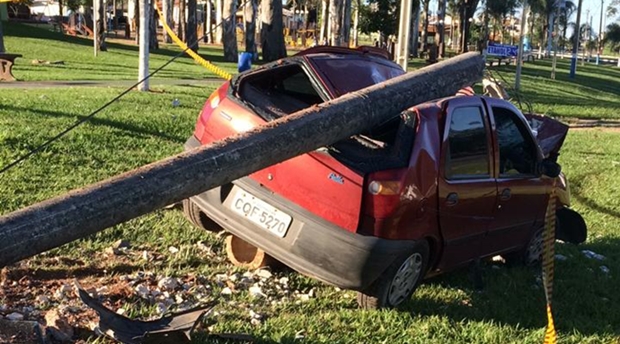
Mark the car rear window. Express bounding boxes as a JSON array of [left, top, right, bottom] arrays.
[[310, 56, 405, 96]]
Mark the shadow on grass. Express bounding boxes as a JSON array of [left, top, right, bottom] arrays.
[[2, 104, 187, 144]]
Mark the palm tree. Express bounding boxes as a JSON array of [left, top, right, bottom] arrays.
[[486, 0, 519, 43], [558, 0, 576, 50], [457, 0, 480, 53]]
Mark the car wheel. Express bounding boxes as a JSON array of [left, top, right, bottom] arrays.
[[505, 228, 543, 266], [357, 241, 429, 309], [182, 199, 222, 233]]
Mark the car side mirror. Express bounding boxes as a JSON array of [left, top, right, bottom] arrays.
[[539, 159, 561, 178]]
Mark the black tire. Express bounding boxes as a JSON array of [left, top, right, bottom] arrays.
[[505, 228, 544, 266], [357, 240, 429, 309], [182, 199, 223, 233]]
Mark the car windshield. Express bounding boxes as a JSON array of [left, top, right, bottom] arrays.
[[310, 55, 405, 97]]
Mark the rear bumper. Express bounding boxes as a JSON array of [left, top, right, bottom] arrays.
[[185, 136, 415, 290]]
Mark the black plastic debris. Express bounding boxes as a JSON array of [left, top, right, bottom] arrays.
[[75, 281, 212, 344]]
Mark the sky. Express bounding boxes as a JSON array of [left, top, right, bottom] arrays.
[[425, 0, 619, 37]]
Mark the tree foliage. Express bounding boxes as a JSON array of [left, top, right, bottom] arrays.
[[605, 22, 620, 53], [358, 0, 398, 41]]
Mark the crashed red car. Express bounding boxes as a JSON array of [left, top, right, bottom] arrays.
[[183, 47, 586, 309]]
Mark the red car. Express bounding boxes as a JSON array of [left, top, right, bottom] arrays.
[[183, 47, 586, 309]]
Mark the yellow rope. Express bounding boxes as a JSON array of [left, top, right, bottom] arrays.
[[542, 180, 558, 344], [154, 6, 232, 81]]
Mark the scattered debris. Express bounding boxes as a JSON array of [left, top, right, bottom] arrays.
[[157, 277, 178, 291], [172, 99, 181, 107], [220, 287, 233, 296], [6, 312, 24, 321], [600, 266, 610, 274], [555, 254, 568, 261], [0, 319, 45, 344], [45, 309, 74, 342], [582, 250, 606, 261], [31, 59, 65, 65], [168, 246, 180, 254]]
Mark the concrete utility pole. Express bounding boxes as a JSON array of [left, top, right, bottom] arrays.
[[569, 0, 583, 78], [396, 0, 413, 70], [515, 0, 528, 91], [0, 53, 484, 268], [597, 0, 603, 64], [138, 0, 149, 91]]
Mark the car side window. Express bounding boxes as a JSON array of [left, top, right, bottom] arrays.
[[445, 106, 490, 180], [492, 107, 538, 177]]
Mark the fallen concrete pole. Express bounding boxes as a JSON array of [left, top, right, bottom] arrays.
[[0, 52, 484, 268]]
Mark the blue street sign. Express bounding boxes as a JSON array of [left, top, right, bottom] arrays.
[[486, 42, 519, 57]]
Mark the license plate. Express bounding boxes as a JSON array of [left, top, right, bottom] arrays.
[[229, 190, 292, 238]]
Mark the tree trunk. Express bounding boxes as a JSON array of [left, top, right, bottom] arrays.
[[222, 0, 238, 61], [134, 0, 140, 44], [352, 0, 360, 47], [260, 0, 287, 61], [177, 0, 185, 41], [162, 0, 172, 43], [459, 0, 478, 53], [329, 0, 343, 46], [244, 0, 258, 54], [0, 53, 484, 268], [215, 0, 222, 43], [206, 0, 213, 43], [420, 0, 429, 53], [149, 0, 158, 50], [342, 0, 351, 46], [186, 0, 198, 51], [437, 0, 446, 57], [0, 20, 4, 54], [97, 0, 107, 51], [410, 2, 420, 57], [320, 0, 329, 43], [59, 0, 64, 20]]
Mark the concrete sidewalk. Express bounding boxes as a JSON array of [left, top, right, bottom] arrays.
[[0, 78, 225, 89]]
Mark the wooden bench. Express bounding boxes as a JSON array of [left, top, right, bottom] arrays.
[[0, 53, 23, 82]]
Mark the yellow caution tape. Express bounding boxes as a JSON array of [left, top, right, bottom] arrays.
[[154, 6, 232, 81], [542, 180, 558, 344]]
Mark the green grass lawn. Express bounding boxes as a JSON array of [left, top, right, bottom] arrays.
[[488, 58, 620, 119], [2, 22, 241, 81], [1, 26, 620, 343], [1, 88, 620, 343]]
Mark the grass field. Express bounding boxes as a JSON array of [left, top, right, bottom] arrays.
[[1, 23, 620, 344]]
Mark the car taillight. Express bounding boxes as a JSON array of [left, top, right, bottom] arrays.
[[194, 92, 221, 141], [368, 180, 401, 195]]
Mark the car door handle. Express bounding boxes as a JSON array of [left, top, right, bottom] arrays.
[[500, 188, 511, 201], [446, 192, 459, 206]]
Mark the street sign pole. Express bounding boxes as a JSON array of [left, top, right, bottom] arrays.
[[396, 0, 413, 71]]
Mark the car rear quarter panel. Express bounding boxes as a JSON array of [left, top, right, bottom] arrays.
[[367, 104, 443, 262]]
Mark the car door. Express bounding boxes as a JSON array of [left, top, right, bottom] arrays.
[[437, 97, 497, 271], [483, 99, 549, 255]]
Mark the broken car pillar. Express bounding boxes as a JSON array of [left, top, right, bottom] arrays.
[[0, 52, 485, 268]]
